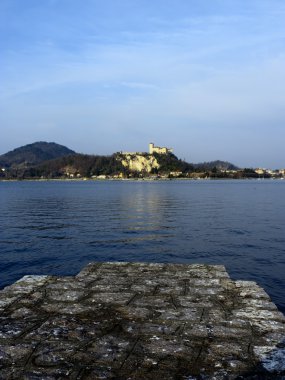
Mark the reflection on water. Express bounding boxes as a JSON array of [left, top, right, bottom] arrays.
[[0, 180, 284, 313]]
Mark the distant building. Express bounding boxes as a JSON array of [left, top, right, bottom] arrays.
[[149, 143, 173, 155], [255, 168, 266, 175], [120, 151, 144, 155], [119, 143, 173, 156], [169, 171, 183, 177]]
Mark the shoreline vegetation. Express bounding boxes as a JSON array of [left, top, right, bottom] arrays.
[[1, 141, 284, 181], [0, 162, 285, 181], [1, 176, 284, 182]]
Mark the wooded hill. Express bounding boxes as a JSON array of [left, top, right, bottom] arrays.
[[0, 142, 75, 169], [0, 142, 240, 179]]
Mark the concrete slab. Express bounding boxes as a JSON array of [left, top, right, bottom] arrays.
[[0, 262, 284, 379]]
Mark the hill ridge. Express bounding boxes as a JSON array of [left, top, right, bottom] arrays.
[[0, 141, 75, 169]]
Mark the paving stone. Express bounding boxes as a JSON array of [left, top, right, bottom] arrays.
[[0, 262, 284, 379]]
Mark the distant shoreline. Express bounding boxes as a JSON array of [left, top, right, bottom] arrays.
[[1, 177, 284, 183]]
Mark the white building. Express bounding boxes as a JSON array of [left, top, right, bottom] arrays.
[[149, 143, 173, 155]]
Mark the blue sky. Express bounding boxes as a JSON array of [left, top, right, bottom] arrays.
[[1, 0, 285, 167]]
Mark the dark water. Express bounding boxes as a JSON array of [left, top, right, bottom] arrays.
[[0, 180, 284, 313]]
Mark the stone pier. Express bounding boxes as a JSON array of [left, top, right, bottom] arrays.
[[0, 262, 284, 379]]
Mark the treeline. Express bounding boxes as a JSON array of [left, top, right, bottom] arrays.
[[202, 168, 272, 179], [153, 153, 194, 173], [2, 154, 128, 179], [1, 151, 270, 180], [193, 160, 239, 171], [2, 152, 197, 179]]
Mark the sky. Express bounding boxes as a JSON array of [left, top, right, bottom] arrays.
[[1, 0, 285, 168]]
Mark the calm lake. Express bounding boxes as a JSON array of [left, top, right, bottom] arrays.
[[0, 180, 284, 313]]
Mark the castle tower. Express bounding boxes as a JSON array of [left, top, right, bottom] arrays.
[[149, 143, 154, 154]]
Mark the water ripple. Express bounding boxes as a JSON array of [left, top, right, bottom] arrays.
[[0, 180, 284, 313]]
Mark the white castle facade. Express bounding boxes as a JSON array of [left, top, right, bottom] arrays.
[[120, 143, 173, 156], [149, 143, 173, 155]]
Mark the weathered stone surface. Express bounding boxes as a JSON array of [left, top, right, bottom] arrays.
[[0, 262, 284, 379]]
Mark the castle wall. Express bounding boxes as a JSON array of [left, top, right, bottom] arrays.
[[149, 143, 173, 155]]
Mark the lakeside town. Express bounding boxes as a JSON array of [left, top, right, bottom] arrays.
[[84, 168, 285, 181]]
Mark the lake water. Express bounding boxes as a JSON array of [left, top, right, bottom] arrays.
[[0, 180, 284, 313]]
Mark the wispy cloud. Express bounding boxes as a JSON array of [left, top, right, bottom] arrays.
[[1, 0, 285, 167]]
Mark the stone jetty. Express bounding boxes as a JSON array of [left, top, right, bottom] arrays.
[[0, 262, 284, 379]]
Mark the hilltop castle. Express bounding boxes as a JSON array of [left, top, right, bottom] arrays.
[[120, 143, 173, 156], [118, 143, 174, 173], [149, 143, 173, 155]]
